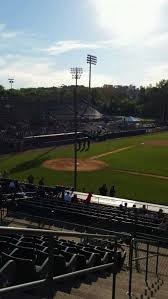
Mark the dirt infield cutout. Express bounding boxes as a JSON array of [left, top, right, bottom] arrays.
[[43, 158, 108, 172]]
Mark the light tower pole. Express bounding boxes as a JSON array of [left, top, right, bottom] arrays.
[[87, 54, 97, 95], [70, 67, 83, 190], [8, 78, 14, 90]]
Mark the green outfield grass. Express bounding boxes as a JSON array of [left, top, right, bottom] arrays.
[[1, 132, 168, 205]]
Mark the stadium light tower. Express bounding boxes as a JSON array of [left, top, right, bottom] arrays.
[[8, 78, 14, 89], [70, 67, 83, 191], [87, 54, 97, 93]]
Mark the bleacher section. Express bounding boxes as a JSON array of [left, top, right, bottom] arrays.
[[5, 196, 168, 244], [0, 232, 125, 287], [0, 178, 168, 298]]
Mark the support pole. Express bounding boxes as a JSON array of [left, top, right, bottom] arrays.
[[48, 236, 54, 281], [145, 243, 149, 283], [112, 239, 117, 299], [89, 60, 91, 93], [74, 73, 78, 191], [155, 242, 159, 276], [70, 67, 83, 191], [128, 238, 134, 297]]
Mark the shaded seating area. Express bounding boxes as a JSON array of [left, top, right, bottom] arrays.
[[0, 232, 125, 289], [6, 195, 168, 242], [1, 178, 168, 244]]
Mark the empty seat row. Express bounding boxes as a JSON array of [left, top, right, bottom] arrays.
[[0, 233, 125, 289]]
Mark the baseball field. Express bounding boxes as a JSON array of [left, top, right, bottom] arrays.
[[1, 131, 168, 205]]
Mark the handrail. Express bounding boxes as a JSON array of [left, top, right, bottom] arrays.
[[6, 211, 168, 245], [0, 225, 129, 239], [135, 235, 168, 244], [0, 262, 116, 295], [132, 253, 157, 262], [136, 247, 168, 257], [3, 210, 132, 238]]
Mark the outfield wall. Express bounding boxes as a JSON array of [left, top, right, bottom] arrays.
[[95, 128, 146, 141], [0, 128, 147, 154], [1, 126, 168, 154]]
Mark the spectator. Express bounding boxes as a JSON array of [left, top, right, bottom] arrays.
[[64, 191, 72, 202], [158, 208, 164, 220], [110, 185, 116, 197], [124, 202, 128, 210], [27, 174, 34, 184], [133, 204, 137, 213], [99, 184, 108, 196], [61, 187, 65, 200], [38, 177, 44, 186], [36, 186, 45, 198], [85, 192, 92, 204], [71, 194, 78, 203], [9, 180, 16, 191], [159, 217, 168, 230]]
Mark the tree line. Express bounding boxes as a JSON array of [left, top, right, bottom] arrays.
[[0, 79, 167, 121]]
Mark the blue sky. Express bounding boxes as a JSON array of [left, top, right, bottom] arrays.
[[0, 0, 167, 88]]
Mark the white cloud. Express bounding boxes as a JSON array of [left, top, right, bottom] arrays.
[[43, 40, 102, 55], [142, 64, 168, 85], [0, 50, 167, 89], [0, 31, 18, 39], [0, 54, 117, 88], [145, 32, 168, 48], [0, 23, 21, 39], [0, 55, 69, 87], [91, 0, 167, 46], [42, 39, 126, 56]]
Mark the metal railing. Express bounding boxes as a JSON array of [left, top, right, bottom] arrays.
[[0, 226, 123, 298], [6, 210, 131, 239], [6, 205, 168, 243], [0, 226, 167, 298], [0, 225, 123, 238], [127, 238, 168, 298]]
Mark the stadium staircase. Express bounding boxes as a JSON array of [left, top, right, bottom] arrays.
[[3, 270, 168, 299]]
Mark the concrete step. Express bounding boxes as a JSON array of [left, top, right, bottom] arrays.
[[1, 272, 165, 299], [132, 278, 167, 299], [54, 291, 84, 299], [153, 280, 168, 299], [69, 271, 152, 299]]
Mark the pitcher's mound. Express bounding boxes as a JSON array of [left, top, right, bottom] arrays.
[[43, 158, 107, 172]]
